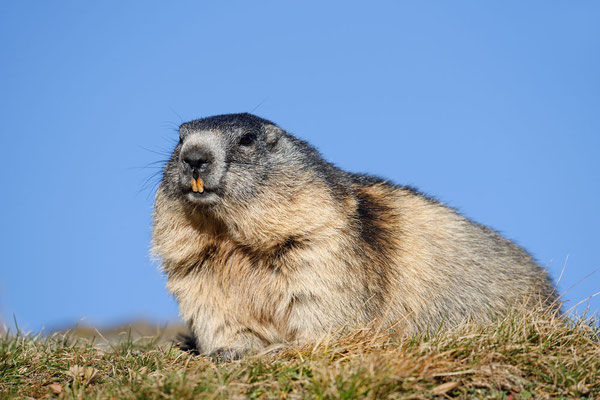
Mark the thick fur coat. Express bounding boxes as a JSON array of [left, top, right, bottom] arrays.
[[152, 113, 556, 359]]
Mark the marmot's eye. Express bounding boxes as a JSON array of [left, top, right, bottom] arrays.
[[239, 132, 256, 146]]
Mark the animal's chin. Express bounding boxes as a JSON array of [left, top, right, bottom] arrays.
[[184, 190, 220, 206]]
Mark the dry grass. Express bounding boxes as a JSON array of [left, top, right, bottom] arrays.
[[1, 309, 598, 399]]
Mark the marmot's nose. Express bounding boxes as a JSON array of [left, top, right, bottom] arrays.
[[182, 149, 213, 171]]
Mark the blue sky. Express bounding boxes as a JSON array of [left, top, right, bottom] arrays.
[[0, 1, 598, 332]]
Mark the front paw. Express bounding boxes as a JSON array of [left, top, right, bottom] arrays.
[[175, 332, 200, 355], [209, 348, 244, 362]]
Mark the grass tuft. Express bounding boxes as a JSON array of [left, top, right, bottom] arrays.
[[1, 309, 598, 399]]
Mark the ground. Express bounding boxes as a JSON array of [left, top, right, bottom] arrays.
[[1, 310, 598, 399]]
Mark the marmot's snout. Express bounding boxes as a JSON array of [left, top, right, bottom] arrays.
[[182, 148, 213, 176], [178, 133, 225, 205]]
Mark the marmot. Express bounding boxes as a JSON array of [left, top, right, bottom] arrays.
[[152, 113, 557, 360]]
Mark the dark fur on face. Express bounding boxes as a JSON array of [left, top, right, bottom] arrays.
[[153, 113, 558, 359], [161, 113, 351, 218], [161, 114, 274, 205]]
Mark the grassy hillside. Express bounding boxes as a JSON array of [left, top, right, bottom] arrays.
[[1, 310, 598, 399]]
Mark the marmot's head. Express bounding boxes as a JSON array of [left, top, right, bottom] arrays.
[[161, 113, 286, 208], [157, 113, 351, 248]]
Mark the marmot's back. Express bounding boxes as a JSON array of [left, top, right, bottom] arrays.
[[368, 183, 556, 331], [152, 113, 557, 359]]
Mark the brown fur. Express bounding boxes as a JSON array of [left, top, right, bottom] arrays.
[[152, 114, 556, 358]]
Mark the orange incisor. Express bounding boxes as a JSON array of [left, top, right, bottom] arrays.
[[190, 178, 204, 193]]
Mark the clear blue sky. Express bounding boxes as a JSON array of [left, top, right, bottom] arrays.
[[1, 1, 598, 332]]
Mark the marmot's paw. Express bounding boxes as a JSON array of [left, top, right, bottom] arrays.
[[175, 332, 200, 355], [209, 348, 243, 362]]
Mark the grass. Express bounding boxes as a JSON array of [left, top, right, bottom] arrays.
[[1, 309, 598, 399]]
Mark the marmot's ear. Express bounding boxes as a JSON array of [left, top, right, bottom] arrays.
[[265, 125, 281, 150]]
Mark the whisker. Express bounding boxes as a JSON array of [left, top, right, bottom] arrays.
[[139, 145, 173, 157]]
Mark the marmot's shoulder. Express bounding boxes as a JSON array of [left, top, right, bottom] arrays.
[[348, 172, 444, 206]]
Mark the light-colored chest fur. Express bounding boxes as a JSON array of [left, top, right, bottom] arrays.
[[153, 184, 377, 352], [165, 235, 370, 352]]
